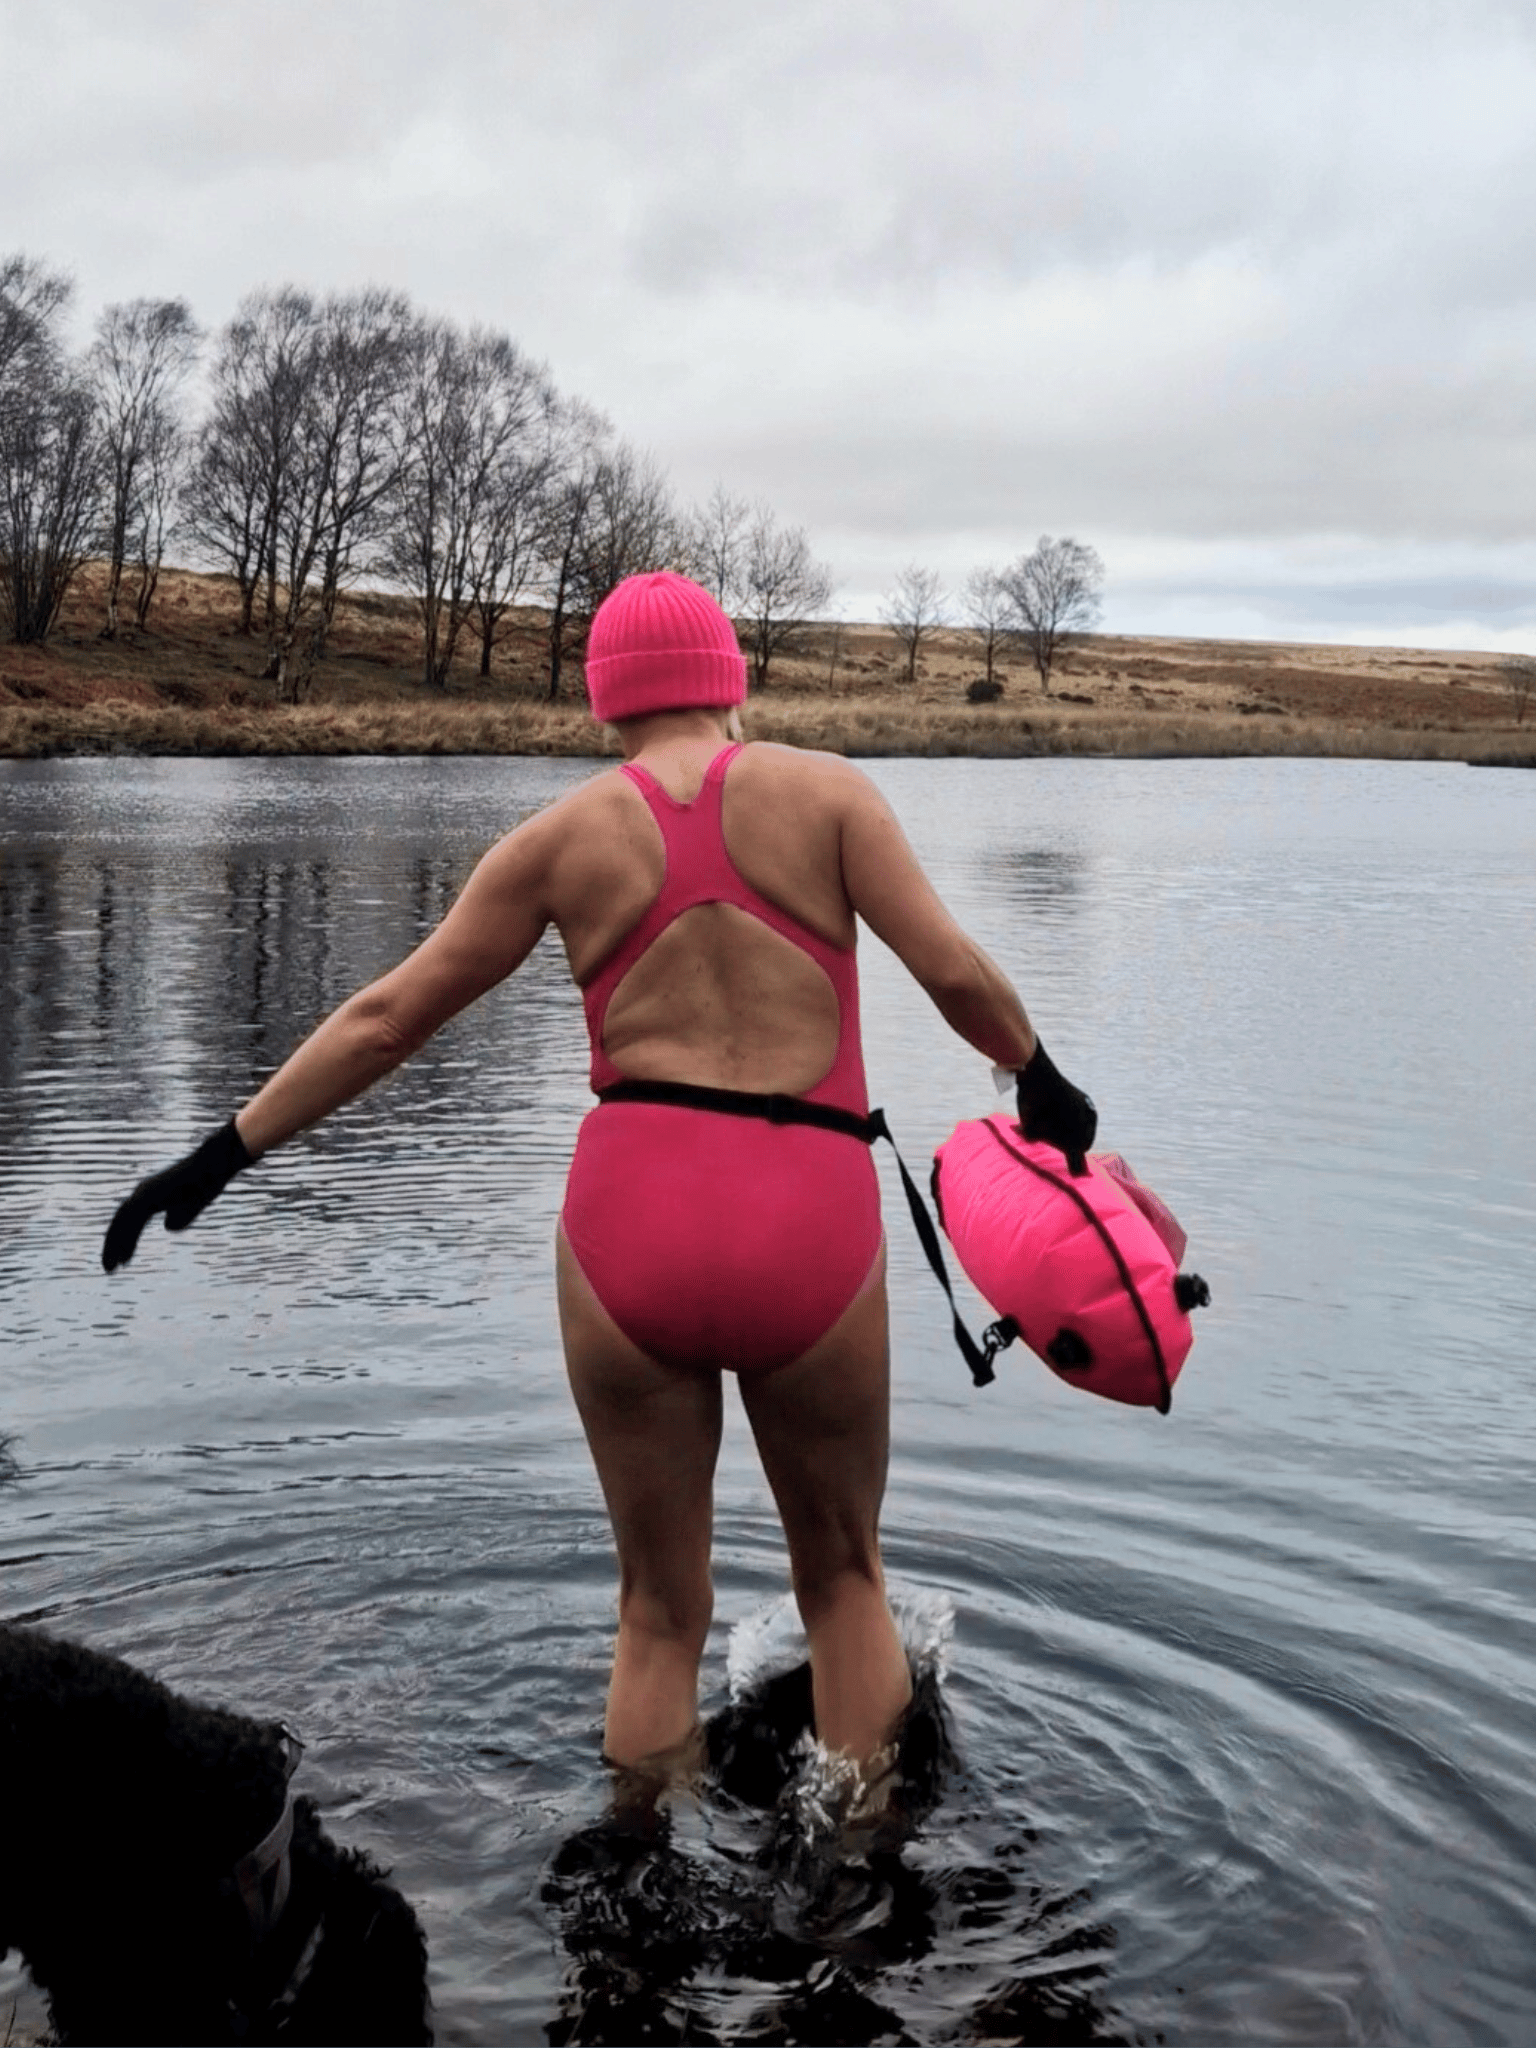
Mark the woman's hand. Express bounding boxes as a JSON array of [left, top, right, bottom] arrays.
[[1014, 1041, 1097, 1176], [101, 1120, 255, 1271]]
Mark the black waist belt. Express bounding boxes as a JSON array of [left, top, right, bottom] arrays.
[[595, 1079, 1017, 1387], [597, 1076, 878, 1140]]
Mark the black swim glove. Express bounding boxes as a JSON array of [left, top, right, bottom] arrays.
[[102, 1119, 255, 1272], [1014, 1040, 1097, 1177]]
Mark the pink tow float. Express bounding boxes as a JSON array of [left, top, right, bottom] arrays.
[[931, 1114, 1210, 1413]]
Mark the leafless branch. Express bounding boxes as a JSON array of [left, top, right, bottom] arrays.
[[998, 535, 1104, 692], [1499, 654, 1536, 726], [87, 297, 199, 637], [0, 256, 101, 645], [881, 564, 947, 682], [960, 566, 1011, 687], [739, 508, 832, 689]]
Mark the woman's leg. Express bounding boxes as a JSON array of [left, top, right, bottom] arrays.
[[556, 1224, 724, 1770], [738, 1243, 913, 1769]]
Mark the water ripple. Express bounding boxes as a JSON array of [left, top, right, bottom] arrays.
[[4, 754, 1535, 2043]]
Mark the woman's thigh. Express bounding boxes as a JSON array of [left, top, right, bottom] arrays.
[[737, 1241, 893, 1584], [556, 1224, 723, 1605]]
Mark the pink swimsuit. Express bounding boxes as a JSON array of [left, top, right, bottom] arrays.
[[560, 744, 882, 1373]]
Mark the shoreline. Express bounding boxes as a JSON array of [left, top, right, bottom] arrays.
[[3, 564, 1532, 767], [1, 697, 1531, 767]]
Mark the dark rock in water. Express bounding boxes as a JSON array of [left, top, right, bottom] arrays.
[[544, 1810, 708, 1970]]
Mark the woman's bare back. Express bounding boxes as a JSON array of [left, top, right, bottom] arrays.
[[228, 725, 1031, 1159], [547, 741, 860, 1097]]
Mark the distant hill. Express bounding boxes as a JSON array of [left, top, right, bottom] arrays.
[[1, 564, 1529, 764]]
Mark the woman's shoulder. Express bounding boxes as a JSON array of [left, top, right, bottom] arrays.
[[523, 761, 642, 828], [733, 740, 873, 802], [483, 763, 648, 880]]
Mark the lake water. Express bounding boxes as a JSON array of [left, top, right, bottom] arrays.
[[2, 753, 1534, 2045]]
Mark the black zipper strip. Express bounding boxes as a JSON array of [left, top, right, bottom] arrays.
[[979, 1120, 1172, 1414]]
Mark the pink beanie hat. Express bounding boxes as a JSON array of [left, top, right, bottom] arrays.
[[584, 571, 747, 723]]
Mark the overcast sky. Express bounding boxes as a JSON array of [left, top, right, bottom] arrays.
[[5, 0, 1536, 644]]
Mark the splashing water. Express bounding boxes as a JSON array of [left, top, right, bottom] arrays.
[[542, 1592, 1123, 2046], [723, 1590, 959, 1849], [725, 1587, 953, 1702]]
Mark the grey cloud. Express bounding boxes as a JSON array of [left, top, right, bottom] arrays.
[[663, 357, 1536, 547], [602, 0, 1536, 299], [1118, 576, 1536, 627], [6, 0, 1536, 641]]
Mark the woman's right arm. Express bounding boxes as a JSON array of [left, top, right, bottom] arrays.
[[835, 765, 1036, 1068], [835, 763, 1098, 1166], [103, 804, 564, 1271], [233, 810, 560, 1156]]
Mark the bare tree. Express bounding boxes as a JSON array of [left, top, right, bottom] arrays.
[[686, 482, 751, 608], [126, 396, 186, 628], [540, 399, 610, 701], [182, 365, 269, 634], [739, 507, 832, 690], [185, 289, 318, 640], [1000, 535, 1104, 693], [191, 289, 413, 701], [0, 256, 102, 645], [87, 298, 199, 637], [467, 374, 560, 679], [0, 254, 70, 387], [961, 565, 1010, 688], [385, 316, 546, 691], [1498, 654, 1536, 726], [192, 289, 414, 699], [388, 316, 486, 691], [555, 440, 681, 703], [571, 444, 680, 611], [0, 379, 101, 646], [276, 288, 414, 699], [881, 564, 947, 682]]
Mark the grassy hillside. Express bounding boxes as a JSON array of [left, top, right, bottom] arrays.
[[1, 563, 1530, 764]]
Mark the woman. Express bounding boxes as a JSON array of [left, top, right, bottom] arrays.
[[103, 572, 1095, 1781]]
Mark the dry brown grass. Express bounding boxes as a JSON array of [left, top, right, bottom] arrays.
[[2, 564, 1533, 765], [739, 695, 1533, 764], [0, 697, 611, 758]]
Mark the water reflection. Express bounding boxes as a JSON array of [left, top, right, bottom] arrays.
[[977, 846, 1090, 910]]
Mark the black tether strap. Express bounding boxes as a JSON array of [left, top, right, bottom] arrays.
[[595, 1080, 1017, 1387], [866, 1107, 1018, 1387]]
